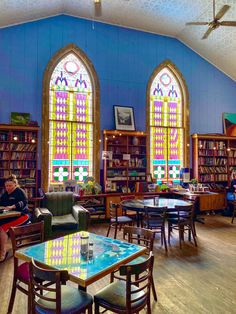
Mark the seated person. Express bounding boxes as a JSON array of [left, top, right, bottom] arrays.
[[0, 174, 30, 262], [230, 171, 236, 192]]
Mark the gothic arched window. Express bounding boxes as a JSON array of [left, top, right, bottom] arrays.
[[42, 44, 100, 191], [147, 60, 189, 184]]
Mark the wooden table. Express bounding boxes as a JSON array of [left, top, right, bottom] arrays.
[[0, 209, 21, 220], [120, 198, 191, 226], [15, 231, 146, 288]]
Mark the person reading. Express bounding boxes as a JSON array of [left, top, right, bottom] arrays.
[[0, 174, 30, 262]]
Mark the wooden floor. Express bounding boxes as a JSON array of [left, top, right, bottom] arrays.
[[1, 214, 236, 314]]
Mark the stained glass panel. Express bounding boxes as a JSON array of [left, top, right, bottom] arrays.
[[150, 67, 184, 184], [49, 53, 94, 186]]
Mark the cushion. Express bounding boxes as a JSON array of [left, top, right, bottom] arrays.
[[111, 216, 133, 223], [52, 214, 78, 231], [36, 285, 93, 314], [16, 262, 30, 283], [94, 280, 145, 310]]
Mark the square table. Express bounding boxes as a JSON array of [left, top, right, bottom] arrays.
[[15, 231, 146, 288], [0, 209, 21, 220]]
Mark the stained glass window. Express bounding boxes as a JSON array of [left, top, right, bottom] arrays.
[[48, 53, 94, 185], [149, 66, 186, 184]]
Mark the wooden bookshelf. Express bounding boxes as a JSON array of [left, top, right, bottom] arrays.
[[0, 124, 39, 198], [103, 130, 147, 193], [192, 133, 236, 188]]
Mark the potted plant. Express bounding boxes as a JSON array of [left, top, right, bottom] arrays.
[[160, 183, 169, 192]]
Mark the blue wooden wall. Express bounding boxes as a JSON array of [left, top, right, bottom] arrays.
[[0, 15, 236, 163]]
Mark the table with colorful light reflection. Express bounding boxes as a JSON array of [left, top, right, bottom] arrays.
[[15, 231, 146, 288]]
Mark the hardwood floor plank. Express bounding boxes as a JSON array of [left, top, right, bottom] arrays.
[[0, 215, 236, 314]]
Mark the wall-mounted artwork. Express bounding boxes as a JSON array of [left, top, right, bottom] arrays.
[[223, 113, 236, 136], [114, 106, 135, 131], [11, 112, 30, 125]]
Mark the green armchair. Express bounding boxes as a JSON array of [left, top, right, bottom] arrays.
[[34, 192, 90, 239]]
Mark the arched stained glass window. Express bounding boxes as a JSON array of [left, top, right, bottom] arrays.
[[147, 61, 189, 184], [42, 44, 100, 191]]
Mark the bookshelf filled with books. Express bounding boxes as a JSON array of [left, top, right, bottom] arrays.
[[0, 124, 39, 198], [192, 133, 236, 189], [103, 130, 147, 193]]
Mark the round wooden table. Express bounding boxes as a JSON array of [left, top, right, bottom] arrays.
[[120, 198, 191, 226]]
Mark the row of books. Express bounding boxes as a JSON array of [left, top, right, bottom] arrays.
[[198, 140, 226, 149], [198, 157, 227, 166], [199, 149, 227, 156], [9, 143, 36, 151], [11, 152, 36, 160], [10, 161, 36, 168], [199, 174, 228, 182], [199, 166, 227, 174]]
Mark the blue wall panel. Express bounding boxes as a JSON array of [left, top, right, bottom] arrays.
[[0, 14, 236, 169]]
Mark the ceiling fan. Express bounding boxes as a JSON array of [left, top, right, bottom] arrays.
[[186, 0, 236, 39]]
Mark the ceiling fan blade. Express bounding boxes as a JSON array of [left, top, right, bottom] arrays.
[[220, 21, 236, 26], [215, 5, 230, 21], [94, 0, 102, 17], [186, 22, 209, 26], [202, 27, 214, 40]]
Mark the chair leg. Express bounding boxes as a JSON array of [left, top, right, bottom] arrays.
[[106, 224, 111, 237], [178, 227, 182, 249], [27, 288, 32, 314], [167, 222, 171, 244], [231, 210, 235, 224], [162, 228, 168, 252], [114, 224, 118, 239], [151, 275, 157, 301], [7, 278, 17, 314], [95, 302, 100, 314], [192, 228, 198, 247], [192, 221, 197, 236], [88, 303, 93, 314]]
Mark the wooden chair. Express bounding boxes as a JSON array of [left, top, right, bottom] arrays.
[[29, 258, 93, 314], [106, 202, 133, 239], [111, 225, 158, 301], [94, 252, 154, 314], [231, 202, 236, 223], [7, 221, 44, 314], [167, 204, 197, 249], [183, 194, 198, 235], [120, 194, 137, 218], [143, 206, 168, 252]]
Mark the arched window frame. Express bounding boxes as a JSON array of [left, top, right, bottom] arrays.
[[146, 60, 190, 182], [42, 43, 100, 191]]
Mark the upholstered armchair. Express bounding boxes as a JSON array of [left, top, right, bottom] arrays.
[[34, 192, 90, 239]]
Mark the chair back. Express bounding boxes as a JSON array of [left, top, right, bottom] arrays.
[[108, 201, 119, 221], [9, 221, 44, 254], [43, 192, 74, 216], [143, 206, 167, 229], [123, 226, 154, 253], [119, 252, 154, 313], [174, 204, 193, 222], [29, 258, 69, 314]]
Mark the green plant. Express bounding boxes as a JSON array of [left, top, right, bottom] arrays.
[[190, 178, 198, 185], [160, 183, 168, 191]]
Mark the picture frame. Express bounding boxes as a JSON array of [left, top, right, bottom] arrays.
[[146, 173, 153, 183], [11, 112, 30, 125], [114, 106, 135, 131], [223, 112, 236, 136]]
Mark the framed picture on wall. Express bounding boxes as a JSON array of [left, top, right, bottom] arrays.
[[223, 112, 236, 136], [114, 106, 135, 131]]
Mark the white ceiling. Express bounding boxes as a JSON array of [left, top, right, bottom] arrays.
[[1, 0, 236, 81]]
